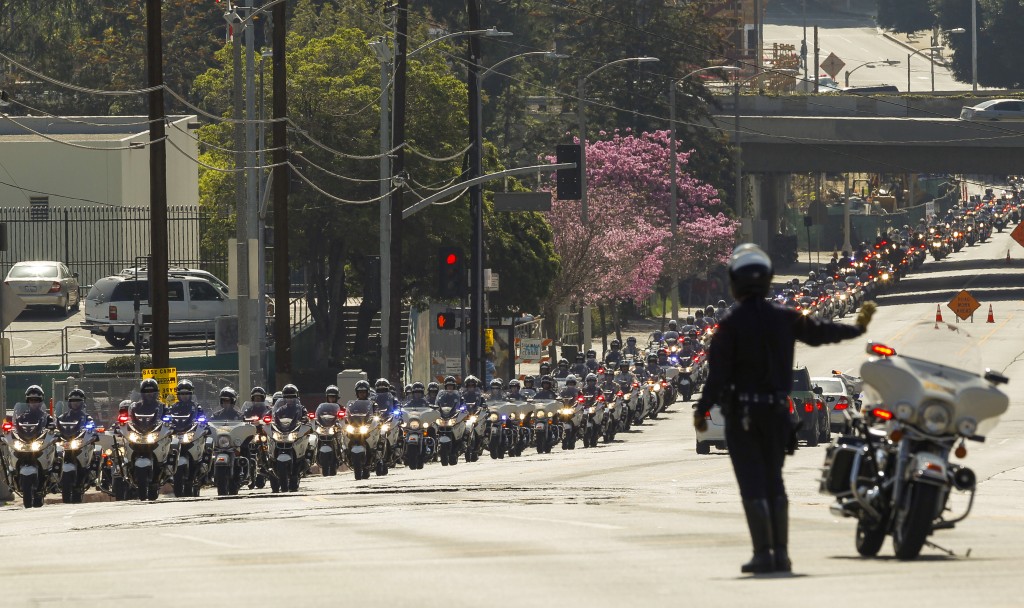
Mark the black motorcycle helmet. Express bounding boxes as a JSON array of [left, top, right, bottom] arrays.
[[251, 386, 267, 402], [540, 375, 554, 389], [282, 384, 299, 399], [565, 375, 578, 387], [685, 315, 695, 325], [557, 358, 569, 369], [443, 376, 458, 390], [626, 336, 637, 345], [354, 380, 371, 399], [617, 360, 630, 371], [25, 385, 44, 406], [717, 299, 727, 308], [490, 378, 503, 390], [585, 373, 598, 385], [610, 338, 621, 349], [695, 310, 704, 319], [464, 375, 480, 389], [325, 385, 340, 401], [411, 381, 425, 395], [574, 352, 585, 362], [728, 243, 773, 300], [634, 360, 645, 371], [647, 353, 658, 364], [585, 349, 596, 359], [67, 388, 86, 411], [523, 376, 535, 388], [140, 378, 159, 397], [539, 361, 551, 374], [668, 319, 678, 331], [374, 378, 390, 393], [705, 305, 715, 317]]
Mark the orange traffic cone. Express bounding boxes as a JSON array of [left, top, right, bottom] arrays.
[[935, 304, 943, 323], [987, 304, 995, 323]]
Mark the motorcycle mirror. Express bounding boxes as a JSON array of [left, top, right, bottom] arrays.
[[813, 386, 823, 395], [984, 369, 1009, 385]]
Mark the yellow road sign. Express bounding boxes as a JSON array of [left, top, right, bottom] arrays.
[[142, 367, 178, 403], [484, 329, 494, 354], [947, 290, 980, 321]]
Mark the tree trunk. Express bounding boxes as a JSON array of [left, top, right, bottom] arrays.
[[598, 303, 607, 356], [612, 304, 622, 343], [542, 306, 558, 364]]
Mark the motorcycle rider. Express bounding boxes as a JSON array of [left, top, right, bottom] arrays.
[[405, 382, 431, 408], [349, 380, 371, 406], [704, 305, 717, 326], [693, 310, 708, 330], [581, 373, 602, 399], [570, 352, 590, 377], [613, 360, 635, 388], [553, 358, 571, 379], [324, 385, 340, 405], [210, 388, 242, 421], [426, 381, 440, 405], [644, 353, 662, 380], [622, 336, 641, 358], [130, 378, 164, 420], [436, 376, 463, 409], [275, 383, 307, 422], [533, 376, 558, 400], [241, 387, 271, 420], [60, 389, 94, 426], [559, 375, 580, 399], [373, 378, 398, 413], [487, 378, 505, 401], [168, 380, 203, 431], [663, 320, 680, 342], [506, 379, 526, 401], [604, 339, 623, 366], [462, 376, 483, 408], [18, 385, 54, 428], [534, 361, 552, 386], [715, 300, 728, 320], [693, 244, 876, 575], [633, 359, 649, 381], [584, 349, 599, 372]]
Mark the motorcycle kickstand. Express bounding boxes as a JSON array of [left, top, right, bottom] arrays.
[[924, 539, 965, 558]]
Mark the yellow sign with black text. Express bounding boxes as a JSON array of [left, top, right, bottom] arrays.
[[142, 367, 178, 403]]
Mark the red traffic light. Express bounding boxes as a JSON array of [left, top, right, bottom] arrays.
[[446, 253, 458, 265], [437, 313, 454, 330]]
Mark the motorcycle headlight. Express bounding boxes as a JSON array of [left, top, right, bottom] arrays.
[[536, 411, 546, 419], [358, 425, 369, 435], [30, 440, 42, 451], [181, 431, 194, 444], [272, 431, 285, 442], [489, 413, 499, 422], [217, 435, 232, 449], [922, 402, 952, 434], [128, 432, 141, 443], [146, 433, 158, 444], [435, 419, 446, 428], [409, 420, 421, 430], [69, 438, 82, 450], [802, 309, 811, 316], [422, 422, 430, 428], [956, 417, 977, 437], [588, 406, 596, 414], [518, 413, 526, 420], [882, 273, 890, 280], [287, 432, 298, 442], [894, 402, 914, 421], [344, 424, 356, 434], [467, 415, 477, 425], [13, 440, 25, 451], [560, 408, 574, 416]]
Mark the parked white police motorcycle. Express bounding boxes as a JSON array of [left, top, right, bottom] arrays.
[[820, 322, 1009, 560]]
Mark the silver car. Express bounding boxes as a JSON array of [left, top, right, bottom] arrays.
[[811, 376, 855, 434], [4, 261, 80, 316], [960, 99, 1024, 121]]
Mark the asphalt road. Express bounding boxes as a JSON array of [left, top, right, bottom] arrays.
[[764, 0, 969, 92], [2, 231, 1023, 607]]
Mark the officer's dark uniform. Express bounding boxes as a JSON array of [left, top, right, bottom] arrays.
[[211, 406, 241, 421]]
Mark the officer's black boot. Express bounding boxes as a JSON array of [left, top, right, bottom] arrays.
[[771, 497, 792, 573], [741, 499, 775, 574]]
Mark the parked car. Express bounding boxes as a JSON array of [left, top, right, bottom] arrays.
[[694, 403, 726, 455], [118, 266, 229, 295], [4, 261, 80, 316], [83, 272, 234, 347], [960, 99, 1024, 121]]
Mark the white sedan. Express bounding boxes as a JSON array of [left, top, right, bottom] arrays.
[[960, 99, 1024, 121]]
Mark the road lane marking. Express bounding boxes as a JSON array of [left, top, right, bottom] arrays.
[[162, 533, 235, 548]]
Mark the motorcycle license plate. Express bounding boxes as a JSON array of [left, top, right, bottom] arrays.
[[409, 435, 419, 442]]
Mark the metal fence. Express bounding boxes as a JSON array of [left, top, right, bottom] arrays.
[[0, 205, 226, 287]]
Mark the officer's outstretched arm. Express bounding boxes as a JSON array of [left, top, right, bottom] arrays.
[[792, 309, 866, 346]]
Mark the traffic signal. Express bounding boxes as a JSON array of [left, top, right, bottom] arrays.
[[556, 144, 582, 200], [438, 246, 464, 299], [436, 312, 457, 330]]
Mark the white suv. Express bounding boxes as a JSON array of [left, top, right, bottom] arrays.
[[84, 273, 233, 347]]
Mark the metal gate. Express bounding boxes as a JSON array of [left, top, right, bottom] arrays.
[[0, 205, 226, 287]]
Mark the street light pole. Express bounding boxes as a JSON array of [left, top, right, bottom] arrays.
[[971, 0, 978, 93], [906, 47, 941, 93]]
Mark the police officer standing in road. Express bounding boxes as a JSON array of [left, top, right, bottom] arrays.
[[694, 244, 876, 575]]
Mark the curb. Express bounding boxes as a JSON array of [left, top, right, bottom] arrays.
[[879, 30, 950, 67]]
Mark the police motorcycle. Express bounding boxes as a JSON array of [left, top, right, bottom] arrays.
[[531, 392, 562, 454], [96, 400, 132, 500], [266, 386, 315, 492], [1, 397, 60, 508], [820, 322, 1009, 560], [209, 413, 258, 496], [239, 392, 273, 489], [555, 377, 586, 450], [436, 392, 470, 466], [54, 392, 101, 503], [312, 402, 345, 476], [580, 376, 608, 448], [401, 397, 439, 471], [503, 380, 534, 457], [113, 380, 176, 501], [166, 383, 213, 498], [484, 395, 519, 460], [341, 399, 385, 480], [379, 404, 404, 473]]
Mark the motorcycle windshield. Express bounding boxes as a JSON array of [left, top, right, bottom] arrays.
[[315, 402, 341, 426], [886, 321, 983, 376], [57, 417, 83, 439], [346, 400, 373, 419], [12, 403, 45, 440]]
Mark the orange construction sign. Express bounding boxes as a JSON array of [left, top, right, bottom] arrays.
[[947, 290, 981, 321], [1011, 222, 1024, 250]]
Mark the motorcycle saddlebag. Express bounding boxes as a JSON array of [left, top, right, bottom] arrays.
[[819, 436, 865, 496]]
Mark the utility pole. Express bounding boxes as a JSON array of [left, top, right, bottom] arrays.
[[813, 26, 819, 93], [146, 0, 168, 367], [468, 0, 485, 381], [232, 5, 251, 395], [668, 82, 679, 320], [374, 24, 394, 382], [272, 1, 290, 388], [971, 0, 978, 93], [388, 0, 408, 386], [244, 0, 261, 392]]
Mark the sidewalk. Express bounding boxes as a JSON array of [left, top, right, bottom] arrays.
[[879, 30, 954, 67]]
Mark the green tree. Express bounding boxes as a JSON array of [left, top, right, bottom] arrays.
[[876, 0, 935, 33]]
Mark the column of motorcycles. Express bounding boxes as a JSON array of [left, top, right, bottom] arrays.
[[1, 345, 707, 508]]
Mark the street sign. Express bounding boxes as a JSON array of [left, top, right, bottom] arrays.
[[947, 290, 980, 321], [493, 192, 552, 212], [142, 367, 178, 403], [517, 338, 543, 363], [820, 52, 846, 80], [0, 283, 25, 331], [1011, 222, 1024, 250], [444, 357, 461, 376]]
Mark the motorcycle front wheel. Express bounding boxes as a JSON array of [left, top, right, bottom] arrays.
[[61, 470, 76, 504], [215, 467, 231, 496], [893, 483, 941, 560], [20, 473, 37, 509], [855, 519, 886, 557]]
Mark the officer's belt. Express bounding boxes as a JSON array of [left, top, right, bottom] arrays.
[[735, 392, 788, 406]]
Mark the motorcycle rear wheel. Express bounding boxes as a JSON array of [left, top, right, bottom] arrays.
[[135, 468, 152, 502], [855, 519, 886, 557], [215, 467, 231, 496], [893, 483, 941, 560]]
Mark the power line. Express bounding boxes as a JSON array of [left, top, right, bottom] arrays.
[[0, 113, 167, 151]]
